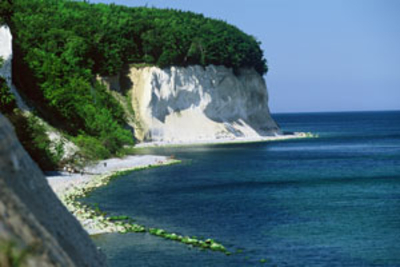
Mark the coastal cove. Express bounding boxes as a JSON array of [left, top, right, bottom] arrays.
[[1, 0, 399, 266], [82, 111, 400, 266], [46, 134, 307, 251], [46, 155, 236, 253]]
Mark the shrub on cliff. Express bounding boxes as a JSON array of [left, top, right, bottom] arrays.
[[0, 77, 16, 114], [0, 0, 12, 25], [1, 58, 59, 170], [6, 0, 134, 159], [0, 58, 16, 114], [6, 111, 61, 170]]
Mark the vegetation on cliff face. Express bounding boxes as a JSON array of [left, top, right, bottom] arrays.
[[0, 77, 15, 114], [2, 0, 135, 162], [0, 114, 107, 266], [1, 61, 69, 169], [1, 0, 268, 165], [9, 111, 65, 170], [0, 0, 12, 26]]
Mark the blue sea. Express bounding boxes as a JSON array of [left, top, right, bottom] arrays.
[[86, 111, 400, 266]]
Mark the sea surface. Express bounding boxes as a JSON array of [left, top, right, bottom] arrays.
[[85, 111, 400, 266]]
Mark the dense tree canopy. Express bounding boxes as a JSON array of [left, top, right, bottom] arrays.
[[0, 0, 12, 25], [1, 0, 268, 159], [6, 0, 267, 76]]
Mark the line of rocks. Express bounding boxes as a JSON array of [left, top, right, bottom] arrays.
[[58, 160, 229, 254]]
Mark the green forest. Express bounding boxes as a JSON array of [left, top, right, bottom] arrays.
[[0, 0, 268, 168]]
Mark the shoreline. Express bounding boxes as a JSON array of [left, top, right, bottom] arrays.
[[45, 133, 315, 254], [47, 155, 171, 197], [135, 132, 313, 148], [46, 155, 229, 254], [46, 133, 316, 236], [46, 155, 178, 234]]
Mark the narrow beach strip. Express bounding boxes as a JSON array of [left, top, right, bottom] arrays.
[[135, 132, 316, 148], [47, 155, 229, 254]]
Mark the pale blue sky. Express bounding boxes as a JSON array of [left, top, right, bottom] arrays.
[[92, 0, 400, 113]]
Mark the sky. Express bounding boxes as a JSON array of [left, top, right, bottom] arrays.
[[92, 0, 400, 113]]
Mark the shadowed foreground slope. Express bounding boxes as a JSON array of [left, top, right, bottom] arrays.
[[0, 114, 106, 266]]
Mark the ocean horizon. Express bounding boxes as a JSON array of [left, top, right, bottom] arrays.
[[84, 110, 400, 266], [272, 109, 400, 115]]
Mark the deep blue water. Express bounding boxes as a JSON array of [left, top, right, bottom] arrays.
[[87, 111, 400, 266]]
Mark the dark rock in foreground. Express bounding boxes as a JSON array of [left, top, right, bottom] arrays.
[[0, 114, 106, 266]]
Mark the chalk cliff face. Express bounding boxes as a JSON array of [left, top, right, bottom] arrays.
[[0, 25, 28, 110], [0, 25, 12, 82], [126, 65, 280, 142], [0, 114, 106, 266]]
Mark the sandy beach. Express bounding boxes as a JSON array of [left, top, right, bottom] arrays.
[[46, 155, 169, 197], [46, 155, 180, 235], [47, 133, 312, 198], [47, 155, 170, 197], [45, 155, 228, 253], [45, 133, 313, 235]]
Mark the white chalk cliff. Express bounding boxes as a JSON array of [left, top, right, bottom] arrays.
[[0, 25, 12, 80], [3, 23, 281, 145], [0, 25, 28, 110], [123, 65, 280, 143]]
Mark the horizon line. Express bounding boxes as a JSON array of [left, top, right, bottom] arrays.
[[272, 109, 400, 115]]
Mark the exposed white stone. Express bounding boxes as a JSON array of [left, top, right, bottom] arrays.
[[128, 65, 281, 142], [0, 25, 12, 80], [0, 25, 29, 111]]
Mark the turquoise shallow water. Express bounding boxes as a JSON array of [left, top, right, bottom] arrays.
[[86, 111, 400, 266]]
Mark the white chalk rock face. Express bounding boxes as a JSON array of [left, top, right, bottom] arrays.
[[0, 25, 12, 84], [0, 25, 29, 110], [128, 65, 280, 142]]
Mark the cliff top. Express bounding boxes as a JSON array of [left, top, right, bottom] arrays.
[[4, 0, 267, 75], [0, 0, 270, 169]]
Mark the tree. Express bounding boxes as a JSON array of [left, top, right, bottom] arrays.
[[8, 0, 269, 158]]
